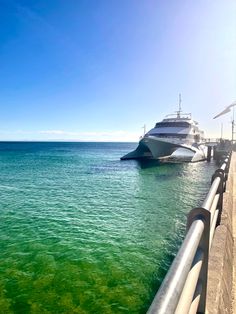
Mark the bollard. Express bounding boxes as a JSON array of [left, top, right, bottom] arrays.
[[213, 146, 217, 160], [207, 146, 212, 162]]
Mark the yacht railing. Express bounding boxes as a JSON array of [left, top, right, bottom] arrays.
[[204, 138, 221, 144], [147, 153, 231, 314], [165, 113, 192, 119]]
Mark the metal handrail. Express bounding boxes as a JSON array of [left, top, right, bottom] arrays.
[[147, 220, 204, 314], [147, 153, 231, 314]]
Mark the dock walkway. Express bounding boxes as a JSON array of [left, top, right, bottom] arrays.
[[232, 152, 236, 313]]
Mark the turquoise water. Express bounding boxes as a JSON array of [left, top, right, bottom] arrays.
[[0, 142, 217, 313]]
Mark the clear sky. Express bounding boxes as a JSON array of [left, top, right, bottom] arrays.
[[0, 0, 235, 141]]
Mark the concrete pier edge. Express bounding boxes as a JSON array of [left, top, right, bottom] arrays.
[[206, 152, 236, 314]]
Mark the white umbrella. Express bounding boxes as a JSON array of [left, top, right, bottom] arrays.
[[213, 101, 236, 119]]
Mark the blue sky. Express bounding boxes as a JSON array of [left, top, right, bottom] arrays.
[[0, 0, 235, 141]]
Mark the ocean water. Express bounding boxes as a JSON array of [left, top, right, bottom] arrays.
[[0, 142, 218, 314]]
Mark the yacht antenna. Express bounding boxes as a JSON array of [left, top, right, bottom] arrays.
[[177, 93, 182, 118], [142, 124, 146, 136], [232, 106, 235, 143]]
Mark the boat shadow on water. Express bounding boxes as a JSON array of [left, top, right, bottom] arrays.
[[133, 158, 192, 180], [134, 158, 187, 169], [136, 158, 161, 169]]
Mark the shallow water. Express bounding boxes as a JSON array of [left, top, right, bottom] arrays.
[[0, 142, 217, 313]]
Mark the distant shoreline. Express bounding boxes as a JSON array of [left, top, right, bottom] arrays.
[[0, 140, 138, 143]]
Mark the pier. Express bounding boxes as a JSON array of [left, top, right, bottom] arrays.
[[147, 149, 236, 313], [205, 139, 232, 163]]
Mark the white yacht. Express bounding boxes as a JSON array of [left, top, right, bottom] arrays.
[[121, 102, 207, 162]]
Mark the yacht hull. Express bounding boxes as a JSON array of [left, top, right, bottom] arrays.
[[121, 137, 207, 162]]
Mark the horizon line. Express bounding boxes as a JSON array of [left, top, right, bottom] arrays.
[[0, 140, 138, 143]]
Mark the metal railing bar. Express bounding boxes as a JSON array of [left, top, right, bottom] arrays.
[[202, 177, 221, 210], [209, 209, 219, 249], [175, 249, 204, 314], [147, 219, 204, 314], [210, 194, 220, 223], [220, 160, 228, 171], [201, 154, 229, 212], [188, 282, 202, 314]]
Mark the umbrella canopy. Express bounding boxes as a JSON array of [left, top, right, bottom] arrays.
[[213, 101, 236, 119]]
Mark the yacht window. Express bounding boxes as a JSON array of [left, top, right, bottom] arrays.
[[155, 122, 190, 128], [150, 133, 189, 138]]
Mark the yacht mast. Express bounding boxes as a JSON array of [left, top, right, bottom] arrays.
[[177, 93, 182, 118]]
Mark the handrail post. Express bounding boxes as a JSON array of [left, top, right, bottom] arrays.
[[187, 207, 210, 313]]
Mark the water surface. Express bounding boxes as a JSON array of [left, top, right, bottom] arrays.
[[0, 142, 217, 313]]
